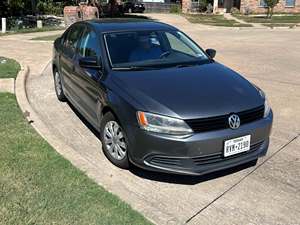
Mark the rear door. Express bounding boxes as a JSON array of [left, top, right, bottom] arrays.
[[60, 24, 85, 104], [73, 26, 103, 128]]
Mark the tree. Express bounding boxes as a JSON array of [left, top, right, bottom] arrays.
[[264, 0, 279, 18], [31, 0, 37, 15], [0, 0, 9, 17]]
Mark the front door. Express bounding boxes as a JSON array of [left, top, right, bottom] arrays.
[[73, 27, 103, 128], [60, 24, 85, 104]]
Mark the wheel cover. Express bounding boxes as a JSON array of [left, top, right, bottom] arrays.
[[55, 72, 62, 96], [104, 121, 127, 160]]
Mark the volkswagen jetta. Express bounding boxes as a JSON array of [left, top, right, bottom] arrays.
[[52, 19, 273, 175]]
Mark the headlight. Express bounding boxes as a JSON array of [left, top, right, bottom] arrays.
[[264, 98, 271, 118], [259, 89, 271, 118], [137, 111, 193, 135]]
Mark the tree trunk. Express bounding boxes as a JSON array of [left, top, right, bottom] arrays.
[[270, 7, 274, 18], [31, 0, 36, 15]]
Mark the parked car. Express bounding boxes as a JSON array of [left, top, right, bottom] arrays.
[[52, 19, 273, 175], [123, 0, 145, 13]]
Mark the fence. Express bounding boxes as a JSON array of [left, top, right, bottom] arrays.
[[190, 2, 201, 12], [143, 3, 181, 13]]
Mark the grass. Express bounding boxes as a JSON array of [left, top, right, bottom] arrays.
[[184, 14, 252, 27], [0, 93, 152, 225], [234, 14, 300, 27], [0, 57, 21, 79], [31, 34, 61, 41], [0, 26, 65, 36]]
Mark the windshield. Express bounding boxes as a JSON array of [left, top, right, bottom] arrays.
[[104, 30, 209, 69]]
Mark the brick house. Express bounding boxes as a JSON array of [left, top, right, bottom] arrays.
[[182, 0, 300, 14]]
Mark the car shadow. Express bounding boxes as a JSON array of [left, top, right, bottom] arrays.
[[129, 160, 257, 185], [67, 101, 257, 185], [67, 101, 100, 137]]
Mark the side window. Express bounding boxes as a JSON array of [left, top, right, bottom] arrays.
[[64, 25, 84, 58], [79, 29, 100, 58]]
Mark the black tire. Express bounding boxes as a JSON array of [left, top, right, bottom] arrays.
[[100, 112, 129, 169], [53, 68, 67, 102]]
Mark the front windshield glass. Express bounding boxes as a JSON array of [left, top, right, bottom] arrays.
[[104, 30, 209, 69]]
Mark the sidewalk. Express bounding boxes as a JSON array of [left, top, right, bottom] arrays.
[[223, 13, 265, 28], [0, 30, 63, 75]]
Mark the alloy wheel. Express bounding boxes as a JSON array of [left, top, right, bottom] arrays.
[[103, 121, 127, 160], [55, 71, 62, 96]]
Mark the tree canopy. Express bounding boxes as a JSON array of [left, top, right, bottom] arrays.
[[263, 0, 279, 18], [0, 0, 78, 17]]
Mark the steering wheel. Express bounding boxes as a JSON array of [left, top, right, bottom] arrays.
[[159, 51, 171, 59]]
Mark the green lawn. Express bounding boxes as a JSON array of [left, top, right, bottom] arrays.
[[0, 57, 21, 79], [234, 14, 300, 27], [31, 34, 61, 41], [0, 93, 151, 225], [184, 14, 252, 27]]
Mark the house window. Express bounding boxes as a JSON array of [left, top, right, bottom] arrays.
[[286, 0, 295, 7], [259, 0, 267, 7]]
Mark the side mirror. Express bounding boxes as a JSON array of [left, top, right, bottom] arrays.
[[205, 49, 216, 59], [79, 56, 101, 69]]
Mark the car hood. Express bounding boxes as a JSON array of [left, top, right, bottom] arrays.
[[111, 62, 264, 119]]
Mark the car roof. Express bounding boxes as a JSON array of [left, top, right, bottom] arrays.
[[83, 19, 177, 33]]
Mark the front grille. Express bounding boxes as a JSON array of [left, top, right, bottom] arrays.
[[147, 141, 264, 168], [150, 156, 182, 167], [185, 105, 264, 133], [192, 141, 264, 166]]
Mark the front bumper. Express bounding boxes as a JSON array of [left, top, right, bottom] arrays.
[[127, 111, 273, 175]]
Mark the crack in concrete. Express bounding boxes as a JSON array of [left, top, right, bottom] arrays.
[[185, 134, 300, 224]]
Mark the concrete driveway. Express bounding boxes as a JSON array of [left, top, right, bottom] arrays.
[[1, 15, 299, 225]]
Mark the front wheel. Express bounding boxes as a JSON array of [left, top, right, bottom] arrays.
[[100, 112, 129, 169], [53, 69, 66, 102]]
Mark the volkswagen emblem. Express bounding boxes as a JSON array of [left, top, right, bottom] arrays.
[[228, 114, 240, 129]]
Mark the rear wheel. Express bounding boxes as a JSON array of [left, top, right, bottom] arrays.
[[100, 112, 129, 169], [53, 69, 66, 102]]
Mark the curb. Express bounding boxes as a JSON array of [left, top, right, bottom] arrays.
[[15, 63, 98, 173], [14, 63, 158, 225]]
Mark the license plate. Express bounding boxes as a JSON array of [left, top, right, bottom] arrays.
[[224, 135, 251, 157]]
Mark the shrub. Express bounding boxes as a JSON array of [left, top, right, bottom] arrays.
[[206, 3, 213, 13], [264, 0, 279, 18], [170, 4, 181, 14], [244, 6, 252, 15], [230, 7, 240, 14], [198, 0, 208, 12]]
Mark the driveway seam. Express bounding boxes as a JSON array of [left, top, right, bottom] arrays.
[[185, 134, 300, 224]]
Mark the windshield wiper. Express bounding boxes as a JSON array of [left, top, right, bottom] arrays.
[[172, 60, 211, 68], [175, 64, 197, 68], [112, 66, 159, 71]]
